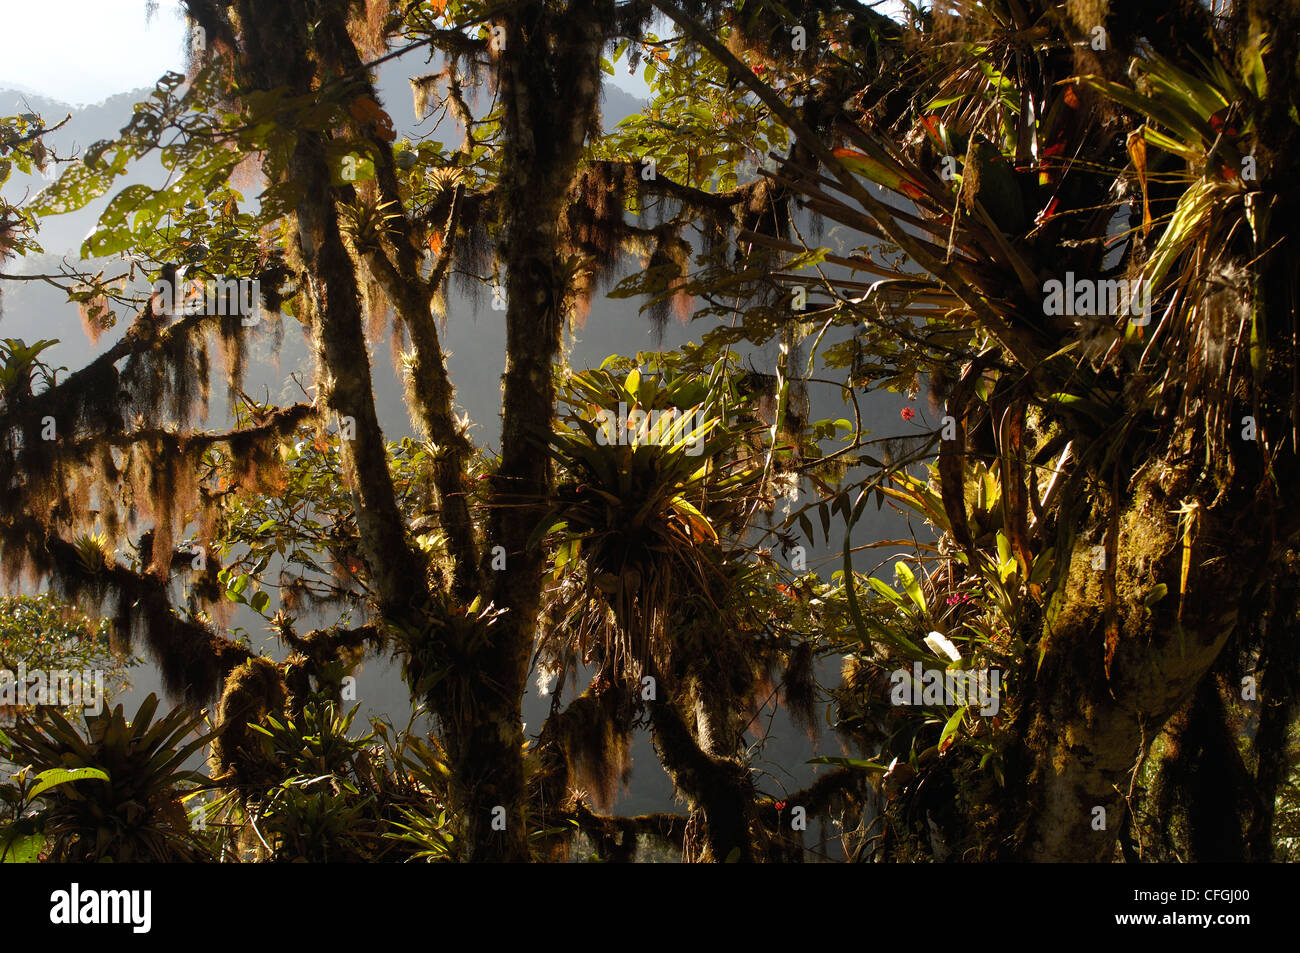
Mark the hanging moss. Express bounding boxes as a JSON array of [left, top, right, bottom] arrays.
[[210, 655, 287, 787]]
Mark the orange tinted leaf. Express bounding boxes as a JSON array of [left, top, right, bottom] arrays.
[[350, 96, 397, 141], [1126, 130, 1151, 237], [350, 96, 383, 124], [833, 147, 927, 199], [899, 180, 927, 200]]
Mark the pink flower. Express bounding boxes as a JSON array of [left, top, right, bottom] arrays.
[[900, 406, 916, 422]]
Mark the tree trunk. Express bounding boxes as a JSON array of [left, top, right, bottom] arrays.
[[233, 0, 426, 626], [650, 691, 757, 861], [450, 1, 605, 861], [1246, 551, 1300, 860], [1001, 461, 1273, 860]]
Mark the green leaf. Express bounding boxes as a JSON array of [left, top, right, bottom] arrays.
[[27, 162, 117, 217], [996, 532, 1012, 570], [808, 756, 887, 771], [554, 539, 575, 572], [784, 246, 830, 271], [1249, 290, 1266, 389], [970, 139, 1027, 234], [939, 707, 966, 748], [29, 766, 110, 800], [925, 93, 969, 110], [1240, 39, 1268, 98], [867, 576, 904, 605], [796, 512, 814, 544], [1142, 583, 1168, 608], [895, 561, 927, 614], [0, 831, 44, 863], [832, 147, 926, 199], [250, 591, 271, 614]]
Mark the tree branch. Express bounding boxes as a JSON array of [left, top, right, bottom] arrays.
[[0, 514, 252, 703], [327, 18, 483, 599]]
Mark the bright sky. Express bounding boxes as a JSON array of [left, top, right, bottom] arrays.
[[0, 0, 654, 106], [0, 0, 190, 105]]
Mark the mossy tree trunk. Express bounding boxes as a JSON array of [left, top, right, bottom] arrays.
[[221, 0, 607, 861], [649, 687, 758, 861], [444, 1, 606, 861], [235, 0, 428, 625], [998, 457, 1281, 860], [1246, 553, 1300, 859]]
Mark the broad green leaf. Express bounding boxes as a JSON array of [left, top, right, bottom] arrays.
[[0, 832, 43, 863], [895, 561, 927, 613], [867, 576, 904, 605], [29, 766, 109, 800]]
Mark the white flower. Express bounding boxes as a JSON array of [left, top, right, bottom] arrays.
[[923, 631, 962, 662]]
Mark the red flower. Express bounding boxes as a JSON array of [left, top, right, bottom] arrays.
[[900, 406, 916, 422], [1209, 109, 1238, 138]]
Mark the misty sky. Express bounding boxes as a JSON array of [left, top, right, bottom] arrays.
[[0, 0, 654, 105]]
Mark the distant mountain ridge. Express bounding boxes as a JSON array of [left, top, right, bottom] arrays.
[[0, 74, 645, 257], [0, 87, 154, 146]]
